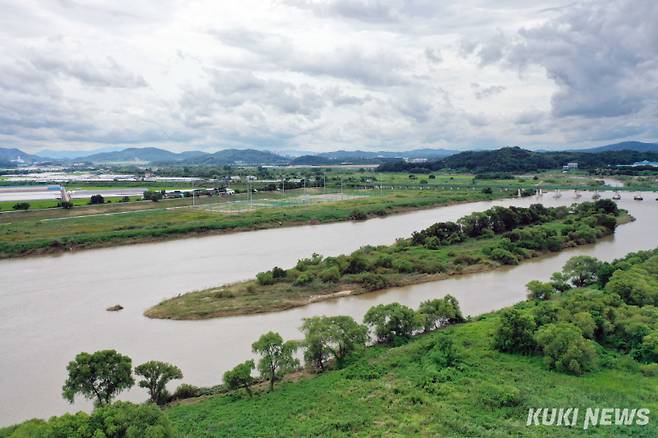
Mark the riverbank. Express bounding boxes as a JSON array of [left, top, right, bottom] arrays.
[[164, 309, 657, 437], [146, 201, 630, 320], [0, 189, 506, 259]]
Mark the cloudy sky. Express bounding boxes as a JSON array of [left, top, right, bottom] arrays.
[[1, 0, 657, 154]]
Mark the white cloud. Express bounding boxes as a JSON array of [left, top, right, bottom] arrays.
[[0, 0, 656, 153]]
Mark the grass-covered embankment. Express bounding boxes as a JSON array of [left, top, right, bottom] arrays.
[[0, 189, 503, 259], [166, 249, 658, 436], [146, 200, 629, 319]]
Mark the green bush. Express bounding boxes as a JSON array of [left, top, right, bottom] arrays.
[[12, 202, 30, 210], [320, 266, 341, 283], [640, 363, 658, 377], [535, 323, 597, 375], [364, 303, 421, 344], [2, 402, 173, 437], [293, 272, 314, 286], [358, 273, 389, 291], [392, 259, 414, 273], [478, 383, 523, 409], [493, 309, 536, 354], [256, 271, 275, 286], [490, 248, 519, 265], [172, 383, 200, 400]]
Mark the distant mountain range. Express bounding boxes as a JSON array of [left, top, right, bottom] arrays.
[[575, 141, 658, 153], [1, 141, 657, 166], [0, 148, 41, 165]]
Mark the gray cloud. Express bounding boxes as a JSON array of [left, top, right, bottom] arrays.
[[1, 0, 657, 153], [29, 53, 147, 88], [484, 0, 658, 119], [471, 83, 506, 100]]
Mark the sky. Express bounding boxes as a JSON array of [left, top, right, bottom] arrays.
[[1, 0, 657, 154]]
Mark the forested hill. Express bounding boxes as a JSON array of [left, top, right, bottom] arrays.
[[378, 147, 658, 173]]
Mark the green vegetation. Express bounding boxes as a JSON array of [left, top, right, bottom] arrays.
[[379, 146, 658, 173], [3, 249, 657, 436], [0, 188, 503, 259], [0, 402, 173, 437], [147, 200, 628, 319], [62, 350, 134, 406], [160, 249, 658, 436], [0, 195, 142, 212], [135, 361, 184, 406]]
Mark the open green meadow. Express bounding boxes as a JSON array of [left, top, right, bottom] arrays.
[[0, 188, 504, 259]]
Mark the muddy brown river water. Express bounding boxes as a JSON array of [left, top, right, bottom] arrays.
[[1, 192, 657, 425]]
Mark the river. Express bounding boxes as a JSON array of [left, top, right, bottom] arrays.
[[1, 192, 657, 425]]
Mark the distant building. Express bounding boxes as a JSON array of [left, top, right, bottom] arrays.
[[628, 160, 658, 167], [230, 175, 241, 182], [562, 162, 578, 171], [246, 175, 257, 181], [405, 158, 428, 163]]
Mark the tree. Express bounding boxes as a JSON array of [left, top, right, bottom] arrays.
[[562, 256, 602, 287], [493, 309, 536, 354], [62, 350, 134, 406], [526, 280, 555, 301], [550, 271, 572, 292], [301, 316, 368, 371], [134, 361, 183, 405], [363, 303, 421, 344], [534, 323, 596, 375], [252, 332, 299, 391], [417, 295, 464, 332], [223, 360, 256, 397], [7, 402, 174, 437], [89, 194, 105, 204]]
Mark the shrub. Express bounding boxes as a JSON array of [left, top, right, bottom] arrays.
[[5, 402, 174, 437], [358, 273, 389, 291], [478, 383, 523, 409], [418, 295, 464, 332], [294, 272, 314, 286], [256, 271, 275, 286], [640, 363, 658, 377], [493, 309, 536, 354], [89, 194, 105, 204], [481, 187, 493, 194], [342, 255, 368, 274], [534, 323, 597, 375], [320, 266, 341, 283], [392, 259, 414, 273], [373, 254, 393, 268], [271, 266, 287, 280], [12, 202, 30, 210], [143, 190, 163, 202], [172, 383, 200, 400], [490, 248, 519, 265], [428, 335, 462, 368]]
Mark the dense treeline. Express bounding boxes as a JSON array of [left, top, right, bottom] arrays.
[[257, 200, 621, 290], [494, 248, 658, 375], [378, 147, 658, 173]]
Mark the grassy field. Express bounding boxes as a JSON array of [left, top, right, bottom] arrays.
[[0, 196, 143, 212], [165, 303, 657, 437], [146, 203, 629, 319], [0, 188, 504, 259]]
